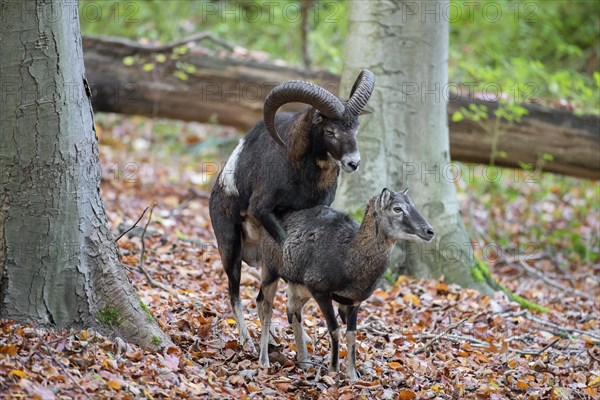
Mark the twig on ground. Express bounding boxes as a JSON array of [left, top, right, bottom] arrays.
[[513, 337, 561, 356], [505, 311, 600, 342], [410, 333, 489, 348], [505, 333, 535, 343], [537, 337, 561, 355], [137, 203, 179, 297], [588, 348, 600, 363], [25, 330, 73, 362], [114, 205, 150, 242], [35, 332, 93, 400], [356, 321, 389, 337], [515, 260, 593, 300], [523, 313, 600, 341], [413, 317, 469, 355]]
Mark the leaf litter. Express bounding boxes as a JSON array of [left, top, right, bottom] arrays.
[[1, 115, 598, 399]]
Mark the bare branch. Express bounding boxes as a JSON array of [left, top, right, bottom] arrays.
[[515, 260, 594, 300], [137, 203, 179, 297], [35, 331, 93, 400], [413, 317, 469, 355], [114, 205, 150, 242]]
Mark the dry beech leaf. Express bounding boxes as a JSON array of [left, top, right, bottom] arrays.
[[0, 345, 18, 356], [516, 380, 529, 389], [589, 375, 600, 387], [405, 294, 420, 305], [322, 375, 336, 385], [9, 369, 28, 378], [398, 389, 417, 399], [388, 361, 403, 371], [107, 378, 122, 390]]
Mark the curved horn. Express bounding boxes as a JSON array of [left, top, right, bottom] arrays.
[[346, 69, 375, 116], [263, 81, 345, 147]]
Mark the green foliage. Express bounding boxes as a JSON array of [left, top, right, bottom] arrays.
[[505, 292, 550, 313], [450, 0, 599, 114], [453, 101, 529, 164], [347, 207, 365, 224], [151, 335, 162, 346], [79, 0, 598, 112], [80, 0, 348, 73], [470, 266, 484, 282], [472, 257, 550, 312], [140, 300, 154, 323], [471, 257, 491, 283], [97, 306, 123, 326]]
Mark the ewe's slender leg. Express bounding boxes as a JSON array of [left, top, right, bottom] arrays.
[[257, 280, 278, 367], [269, 323, 279, 346], [287, 285, 310, 368], [338, 304, 348, 324], [344, 305, 360, 381], [313, 294, 340, 373]]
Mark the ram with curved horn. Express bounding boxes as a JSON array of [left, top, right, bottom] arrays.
[[209, 70, 375, 351]]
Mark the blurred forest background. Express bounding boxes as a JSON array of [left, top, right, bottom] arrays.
[[79, 0, 599, 268], [80, 0, 599, 114]]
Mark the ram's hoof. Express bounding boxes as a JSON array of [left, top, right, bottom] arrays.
[[239, 333, 257, 354], [296, 357, 311, 370], [347, 369, 359, 382]]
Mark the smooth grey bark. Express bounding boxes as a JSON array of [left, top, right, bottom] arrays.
[[0, 0, 171, 348], [335, 0, 494, 294]]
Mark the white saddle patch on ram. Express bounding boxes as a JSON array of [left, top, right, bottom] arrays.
[[219, 138, 245, 196]]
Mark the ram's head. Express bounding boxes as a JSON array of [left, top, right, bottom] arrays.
[[263, 70, 375, 173]]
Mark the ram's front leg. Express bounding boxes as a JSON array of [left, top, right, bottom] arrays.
[[248, 194, 288, 245]]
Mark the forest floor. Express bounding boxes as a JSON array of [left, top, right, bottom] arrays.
[[1, 115, 599, 399]]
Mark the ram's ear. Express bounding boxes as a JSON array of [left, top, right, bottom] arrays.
[[313, 112, 324, 125], [359, 109, 372, 116], [378, 188, 392, 210]]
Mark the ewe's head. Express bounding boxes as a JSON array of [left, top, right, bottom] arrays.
[[374, 188, 435, 243], [263, 70, 375, 173]]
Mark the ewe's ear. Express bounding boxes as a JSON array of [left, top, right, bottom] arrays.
[[401, 187, 409, 195], [378, 188, 392, 209]]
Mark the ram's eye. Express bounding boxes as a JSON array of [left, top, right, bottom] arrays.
[[393, 207, 403, 214], [325, 129, 335, 137]]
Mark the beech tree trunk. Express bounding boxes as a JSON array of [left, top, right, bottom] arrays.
[[0, 0, 171, 349], [335, 0, 494, 293], [81, 36, 599, 180]]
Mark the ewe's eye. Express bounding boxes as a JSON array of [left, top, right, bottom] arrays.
[[393, 207, 404, 214], [325, 129, 335, 137]]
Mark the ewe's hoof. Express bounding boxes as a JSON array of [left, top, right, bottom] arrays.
[[347, 369, 359, 382], [258, 356, 270, 368], [302, 330, 312, 345]]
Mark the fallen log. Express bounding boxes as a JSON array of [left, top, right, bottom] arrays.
[[84, 36, 599, 180]]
